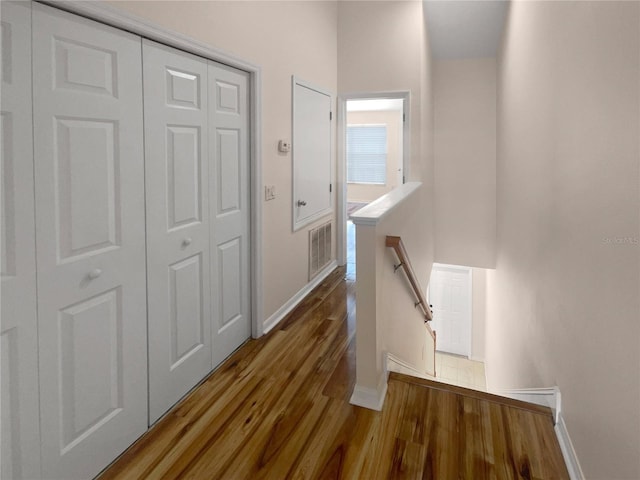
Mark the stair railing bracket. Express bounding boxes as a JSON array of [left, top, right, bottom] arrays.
[[385, 235, 433, 322]]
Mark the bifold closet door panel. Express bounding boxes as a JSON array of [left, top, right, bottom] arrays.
[[143, 39, 213, 425], [33, 4, 148, 479], [0, 2, 42, 479], [209, 62, 251, 366]]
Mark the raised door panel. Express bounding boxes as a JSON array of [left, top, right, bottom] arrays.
[[167, 126, 202, 229], [209, 62, 251, 366], [55, 118, 120, 260], [1, 111, 16, 278], [218, 238, 242, 329], [216, 129, 241, 214], [169, 255, 205, 368], [58, 289, 123, 454], [0, 2, 41, 478], [143, 39, 212, 425], [33, 5, 147, 479]]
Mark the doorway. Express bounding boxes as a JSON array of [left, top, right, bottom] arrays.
[[337, 93, 409, 268], [429, 263, 472, 357], [389, 263, 488, 391]]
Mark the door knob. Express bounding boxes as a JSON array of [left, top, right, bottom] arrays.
[[182, 237, 193, 247], [88, 268, 102, 280], [297, 200, 307, 207]]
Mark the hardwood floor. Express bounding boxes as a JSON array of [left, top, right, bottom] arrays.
[[100, 267, 569, 480]]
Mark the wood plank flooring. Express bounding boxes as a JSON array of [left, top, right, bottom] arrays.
[[100, 267, 569, 480]]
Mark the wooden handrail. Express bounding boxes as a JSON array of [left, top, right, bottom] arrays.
[[385, 236, 433, 322]]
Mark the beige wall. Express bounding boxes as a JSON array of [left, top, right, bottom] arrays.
[[340, 1, 436, 403], [434, 58, 496, 268], [487, 2, 640, 478], [339, 1, 431, 182], [354, 184, 436, 397], [104, 1, 338, 322], [347, 110, 403, 204], [339, 0, 435, 280], [378, 187, 436, 377], [471, 268, 486, 361]]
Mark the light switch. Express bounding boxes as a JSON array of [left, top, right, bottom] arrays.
[[265, 185, 276, 201]]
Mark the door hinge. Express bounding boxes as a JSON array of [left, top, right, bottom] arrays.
[[403, 113, 406, 122], [330, 111, 333, 121], [329, 183, 332, 193]]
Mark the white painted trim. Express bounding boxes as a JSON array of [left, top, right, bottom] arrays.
[[496, 386, 582, 478], [387, 352, 435, 378], [251, 73, 264, 338], [43, 1, 259, 73], [41, 0, 265, 338], [336, 99, 347, 266], [498, 386, 561, 424], [350, 182, 421, 226], [349, 371, 388, 411], [291, 76, 334, 232], [467, 267, 473, 359], [554, 413, 585, 480], [262, 261, 338, 335]]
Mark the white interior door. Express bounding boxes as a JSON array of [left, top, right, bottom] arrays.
[[1, 3, 42, 478], [292, 79, 332, 230], [429, 264, 472, 357], [33, 5, 148, 478], [143, 39, 213, 425], [209, 62, 251, 366]]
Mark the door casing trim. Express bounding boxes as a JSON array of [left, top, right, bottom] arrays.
[[336, 91, 410, 266], [429, 263, 473, 358]]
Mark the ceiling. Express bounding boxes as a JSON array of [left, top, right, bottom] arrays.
[[346, 98, 404, 112], [423, 0, 509, 59]]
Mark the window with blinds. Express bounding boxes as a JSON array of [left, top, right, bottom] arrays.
[[346, 124, 387, 184]]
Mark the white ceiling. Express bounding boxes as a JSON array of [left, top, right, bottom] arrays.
[[424, 0, 509, 59], [346, 98, 404, 112]]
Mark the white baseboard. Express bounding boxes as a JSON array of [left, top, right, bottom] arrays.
[[349, 371, 388, 411], [262, 260, 338, 335], [386, 352, 435, 379], [498, 386, 561, 424], [555, 413, 585, 480], [498, 386, 582, 478]]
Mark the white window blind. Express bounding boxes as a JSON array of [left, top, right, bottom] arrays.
[[347, 124, 387, 184]]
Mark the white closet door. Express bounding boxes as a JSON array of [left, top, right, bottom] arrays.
[[143, 40, 212, 425], [32, 4, 147, 479], [1, 2, 41, 479], [292, 80, 332, 230], [209, 62, 251, 366]]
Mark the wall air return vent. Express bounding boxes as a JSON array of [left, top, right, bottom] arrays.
[[309, 220, 332, 280]]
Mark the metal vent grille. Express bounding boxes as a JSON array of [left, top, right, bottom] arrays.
[[309, 220, 332, 280]]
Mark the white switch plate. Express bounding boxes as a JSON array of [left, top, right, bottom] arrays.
[[265, 185, 276, 201]]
